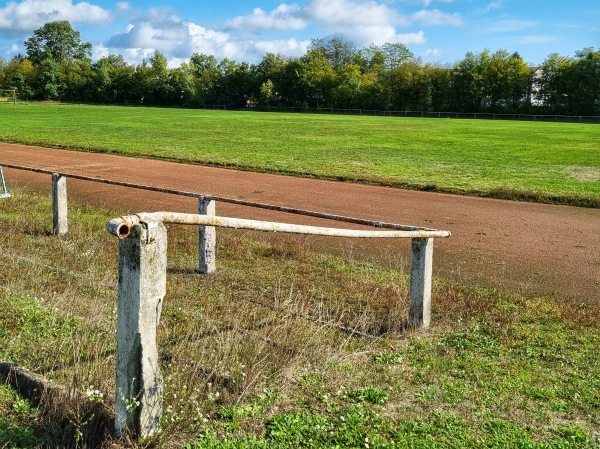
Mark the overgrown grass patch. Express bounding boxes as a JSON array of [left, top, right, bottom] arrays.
[[0, 384, 48, 448], [0, 104, 599, 206], [0, 185, 598, 448]]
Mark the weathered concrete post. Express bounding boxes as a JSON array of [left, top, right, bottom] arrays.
[[52, 173, 68, 235], [115, 220, 167, 438], [198, 197, 216, 274], [408, 237, 433, 328], [0, 166, 10, 199]]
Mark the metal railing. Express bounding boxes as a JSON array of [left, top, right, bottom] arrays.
[[2, 161, 451, 438], [0, 162, 445, 232], [106, 211, 448, 437]]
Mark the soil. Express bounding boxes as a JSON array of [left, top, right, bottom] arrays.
[[1, 143, 598, 302]]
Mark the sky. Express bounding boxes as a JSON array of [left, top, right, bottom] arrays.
[[0, 0, 598, 67]]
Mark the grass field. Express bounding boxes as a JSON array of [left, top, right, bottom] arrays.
[[0, 104, 598, 206], [1, 186, 598, 448]]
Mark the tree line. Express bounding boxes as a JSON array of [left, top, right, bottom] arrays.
[[1, 21, 599, 116]]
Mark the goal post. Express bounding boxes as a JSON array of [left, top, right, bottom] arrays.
[[0, 89, 16, 105]]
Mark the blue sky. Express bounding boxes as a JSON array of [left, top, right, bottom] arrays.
[[0, 0, 597, 67]]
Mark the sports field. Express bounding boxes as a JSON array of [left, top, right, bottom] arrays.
[[1, 104, 599, 447], [0, 104, 598, 206]]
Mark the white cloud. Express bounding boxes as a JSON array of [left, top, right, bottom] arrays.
[[92, 42, 110, 60], [0, 0, 111, 34], [116, 2, 131, 12], [106, 13, 232, 61], [410, 9, 462, 26], [253, 38, 310, 58], [100, 0, 459, 65], [303, 0, 424, 46], [307, 0, 398, 29], [422, 48, 442, 58], [106, 12, 309, 65], [396, 30, 426, 44], [477, 2, 502, 15], [224, 4, 308, 31]]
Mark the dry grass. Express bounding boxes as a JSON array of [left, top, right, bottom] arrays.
[[0, 185, 598, 448]]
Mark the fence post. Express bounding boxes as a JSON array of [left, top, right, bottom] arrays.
[[52, 173, 68, 235], [0, 166, 10, 199], [408, 237, 433, 328], [115, 220, 167, 438], [199, 197, 216, 274]]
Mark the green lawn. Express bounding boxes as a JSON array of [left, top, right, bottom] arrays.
[[0, 103, 598, 205]]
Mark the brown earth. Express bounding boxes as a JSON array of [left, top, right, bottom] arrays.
[[1, 143, 598, 302]]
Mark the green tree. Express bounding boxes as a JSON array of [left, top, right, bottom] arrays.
[[58, 59, 93, 101], [299, 49, 336, 107], [93, 54, 135, 103], [34, 58, 60, 99], [260, 79, 275, 106], [310, 36, 358, 70], [536, 53, 573, 114], [426, 64, 453, 111], [276, 58, 306, 107], [216, 59, 255, 108], [25, 21, 91, 65], [503, 52, 533, 112], [361, 44, 387, 72], [453, 50, 488, 112], [148, 50, 171, 104], [332, 63, 363, 108], [254, 53, 291, 107], [189, 53, 220, 105], [167, 63, 196, 106], [382, 42, 413, 70], [388, 60, 430, 110], [132, 50, 173, 105], [0, 56, 36, 98], [571, 48, 600, 115]]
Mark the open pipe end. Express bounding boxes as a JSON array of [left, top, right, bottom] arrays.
[[106, 217, 136, 239]]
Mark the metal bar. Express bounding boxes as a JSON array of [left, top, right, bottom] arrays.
[[107, 212, 451, 240], [1, 163, 442, 232], [201, 195, 431, 232], [1, 163, 200, 198]]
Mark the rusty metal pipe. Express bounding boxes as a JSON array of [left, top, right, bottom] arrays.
[[3, 163, 440, 232], [107, 212, 451, 240]]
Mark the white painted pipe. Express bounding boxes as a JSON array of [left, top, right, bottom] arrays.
[[107, 212, 451, 240]]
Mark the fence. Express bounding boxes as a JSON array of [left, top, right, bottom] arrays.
[[2, 162, 451, 437], [250, 106, 600, 124]]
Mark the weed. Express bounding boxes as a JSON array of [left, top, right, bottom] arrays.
[[346, 387, 389, 405]]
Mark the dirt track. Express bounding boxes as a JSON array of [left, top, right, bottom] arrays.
[[1, 143, 598, 302]]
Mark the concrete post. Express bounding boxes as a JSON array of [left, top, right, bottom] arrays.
[[52, 173, 68, 235], [115, 220, 167, 438], [408, 238, 433, 328], [198, 197, 216, 274], [0, 166, 10, 199]]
